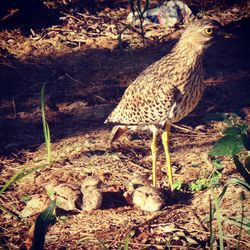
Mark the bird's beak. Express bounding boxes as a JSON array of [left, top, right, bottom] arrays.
[[218, 30, 238, 39]]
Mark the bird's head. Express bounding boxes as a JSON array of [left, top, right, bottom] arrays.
[[127, 173, 150, 192], [180, 19, 226, 49], [82, 176, 103, 189]]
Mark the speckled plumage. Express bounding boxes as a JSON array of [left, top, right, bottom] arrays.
[[81, 176, 103, 211], [105, 19, 223, 189], [106, 20, 221, 128], [124, 174, 165, 212]]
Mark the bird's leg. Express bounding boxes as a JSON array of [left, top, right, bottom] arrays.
[[162, 124, 173, 191], [151, 128, 158, 187]]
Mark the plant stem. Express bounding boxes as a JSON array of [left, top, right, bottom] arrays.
[[213, 192, 224, 250]]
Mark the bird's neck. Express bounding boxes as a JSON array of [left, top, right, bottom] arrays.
[[162, 39, 206, 89], [171, 39, 206, 69]]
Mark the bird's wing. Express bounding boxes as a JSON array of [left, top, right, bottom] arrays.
[[106, 74, 178, 125]]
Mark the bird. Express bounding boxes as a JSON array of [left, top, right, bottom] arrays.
[[105, 19, 225, 190], [126, 173, 151, 193], [124, 173, 165, 212], [45, 183, 81, 212], [80, 176, 103, 211]]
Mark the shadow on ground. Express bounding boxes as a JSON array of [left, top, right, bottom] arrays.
[[0, 18, 250, 158]]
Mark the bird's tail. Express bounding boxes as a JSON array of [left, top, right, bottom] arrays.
[[109, 125, 127, 145]]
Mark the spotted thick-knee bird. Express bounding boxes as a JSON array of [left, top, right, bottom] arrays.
[[105, 19, 228, 190]]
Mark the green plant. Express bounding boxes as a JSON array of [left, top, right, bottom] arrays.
[[41, 82, 52, 163], [209, 197, 215, 249], [189, 159, 224, 192], [172, 180, 183, 191], [208, 178, 250, 249], [120, 230, 135, 250], [203, 112, 250, 248], [0, 83, 52, 216], [209, 159, 224, 186], [31, 200, 56, 250], [213, 190, 224, 250], [190, 178, 207, 191], [204, 112, 250, 182], [0, 160, 48, 197]]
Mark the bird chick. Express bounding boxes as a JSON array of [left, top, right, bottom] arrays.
[[45, 183, 81, 212], [126, 173, 151, 193], [133, 186, 165, 212], [124, 174, 165, 212], [80, 176, 103, 211]]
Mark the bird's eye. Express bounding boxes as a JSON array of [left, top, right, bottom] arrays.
[[133, 184, 142, 189], [203, 28, 214, 36]]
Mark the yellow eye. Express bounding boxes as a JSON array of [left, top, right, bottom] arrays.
[[203, 28, 214, 36]]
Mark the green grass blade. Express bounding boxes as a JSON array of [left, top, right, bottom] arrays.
[[31, 200, 56, 250], [17, 164, 48, 180], [0, 168, 26, 195], [45, 121, 51, 162], [0, 164, 47, 196], [41, 82, 52, 163], [214, 195, 224, 250], [41, 83, 46, 135], [124, 230, 135, 250], [209, 196, 215, 249], [205, 177, 249, 225]]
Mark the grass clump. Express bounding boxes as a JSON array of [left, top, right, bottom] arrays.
[[203, 112, 250, 248]]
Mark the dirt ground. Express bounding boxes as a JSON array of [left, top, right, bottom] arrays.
[[0, 1, 250, 249]]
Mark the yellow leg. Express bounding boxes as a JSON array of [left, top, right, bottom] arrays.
[[151, 129, 158, 187], [162, 124, 173, 191]]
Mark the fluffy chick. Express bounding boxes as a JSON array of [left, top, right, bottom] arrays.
[[80, 176, 103, 211], [124, 173, 165, 212], [127, 173, 151, 193], [132, 185, 165, 212]]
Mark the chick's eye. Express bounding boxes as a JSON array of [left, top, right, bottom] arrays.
[[204, 28, 213, 36]]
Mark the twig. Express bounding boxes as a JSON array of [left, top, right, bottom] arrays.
[[172, 123, 194, 133], [63, 13, 86, 24], [65, 73, 84, 85], [76, 12, 103, 20]]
